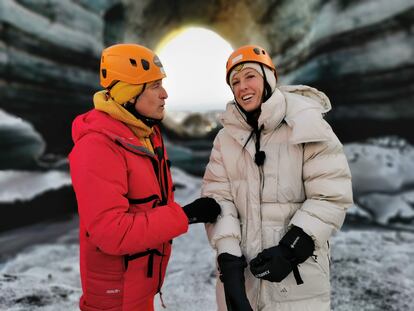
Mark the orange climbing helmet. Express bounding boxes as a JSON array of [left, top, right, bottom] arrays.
[[100, 43, 166, 88], [225, 44, 277, 84]]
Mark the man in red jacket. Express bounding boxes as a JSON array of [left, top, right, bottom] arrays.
[[69, 43, 220, 311]]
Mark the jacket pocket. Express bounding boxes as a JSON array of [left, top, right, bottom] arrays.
[[84, 243, 124, 310], [122, 247, 166, 306], [259, 227, 330, 303], [85, 270, 123, 310]]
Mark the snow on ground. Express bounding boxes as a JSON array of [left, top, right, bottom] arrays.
[[331, 229, 414, 311], [0, 229, 81, 311], [1, 223, 413, 310], [153, 224, 216, 311], [1, 167, 414, 310]]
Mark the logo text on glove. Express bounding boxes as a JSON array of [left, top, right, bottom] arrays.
[[255, 270, 270, 278]]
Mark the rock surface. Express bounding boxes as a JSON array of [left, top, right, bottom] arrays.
[[1, 0, 413, 158], [125, 0, 414, 143], [345, 137, 414, 227], [0, 0, 120, 154], [0, 109, 45, 169]]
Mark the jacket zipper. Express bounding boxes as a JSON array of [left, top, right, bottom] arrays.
[[154, 138, 169, 307], [116, 132, 171, 306], [256, 143, 265, 310]]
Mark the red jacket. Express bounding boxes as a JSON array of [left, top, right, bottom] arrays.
[[69, 109, 189, 311]]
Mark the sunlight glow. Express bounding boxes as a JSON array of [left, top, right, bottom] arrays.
[[156, 27, 234, 112]]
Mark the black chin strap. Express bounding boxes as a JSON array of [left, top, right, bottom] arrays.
[[260, 64, 272, 103], [123, 103, 162, 127]]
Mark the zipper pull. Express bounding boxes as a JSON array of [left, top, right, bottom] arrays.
[[159, 291, 167, 308]]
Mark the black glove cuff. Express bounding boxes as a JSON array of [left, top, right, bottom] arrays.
[[217, 253, 247, 282], [280, 226, 315, 264]]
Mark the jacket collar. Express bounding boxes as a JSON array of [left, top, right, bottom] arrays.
[[220, 85, 334, 145]]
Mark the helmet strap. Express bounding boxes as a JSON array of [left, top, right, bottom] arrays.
[[259, 64, 272, 102], [106, 80, 119, 100]]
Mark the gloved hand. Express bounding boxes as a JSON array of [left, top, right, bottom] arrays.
[[217, 253, 253, 311], [250, 226, 314, 284], [182, 197, 221, 224]]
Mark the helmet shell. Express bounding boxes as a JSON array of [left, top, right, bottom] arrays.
[[226, 45, 277, 84], [100, 44, 166, 88]]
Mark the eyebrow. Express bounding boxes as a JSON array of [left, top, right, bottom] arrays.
[[232, 69, 256, 83], [242, 69, 256, 76], [150, 80, 161, 86]]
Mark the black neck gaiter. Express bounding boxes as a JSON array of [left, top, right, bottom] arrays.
[[123, 102, 162, 128]]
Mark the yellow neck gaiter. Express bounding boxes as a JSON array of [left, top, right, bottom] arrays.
[[93, 90, 154, 153]]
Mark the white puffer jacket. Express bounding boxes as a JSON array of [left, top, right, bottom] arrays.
[[202, 85, 353, 311]]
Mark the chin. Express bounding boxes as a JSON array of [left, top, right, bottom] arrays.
[[243, 104, 261, 112], [155, 113, 165, 120]]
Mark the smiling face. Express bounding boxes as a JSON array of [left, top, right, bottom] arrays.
[[134, 79, 168, 120], [231, 68, 264, 112]]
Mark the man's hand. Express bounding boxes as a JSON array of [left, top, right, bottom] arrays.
[[182, 197, 221, 224]]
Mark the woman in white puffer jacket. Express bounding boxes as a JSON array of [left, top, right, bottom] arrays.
[[202, 45, 353, 311]]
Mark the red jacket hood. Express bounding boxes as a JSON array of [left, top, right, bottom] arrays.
[[72, 109, 138, 145]]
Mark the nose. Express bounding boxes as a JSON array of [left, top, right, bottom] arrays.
[[235, 79, 248, 98], [239, 79, 248, 91], [160, 86, 168, 99]]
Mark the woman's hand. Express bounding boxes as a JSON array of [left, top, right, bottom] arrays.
[[217, 253, 253, 311]]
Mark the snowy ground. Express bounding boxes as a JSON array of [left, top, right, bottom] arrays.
[[1, 167, 413, 310], [1, 221, 413, 311], [331, 229, 414, 311]]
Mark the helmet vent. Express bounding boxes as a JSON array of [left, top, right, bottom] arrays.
[[253, 47, 260, 55], [129, 58, 137, 66], [141, 59, 150, 70], [101, 69, 107, 78]]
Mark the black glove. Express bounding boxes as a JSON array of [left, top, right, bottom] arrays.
[[182, 197, 221, 224], [250, 226, 314, 285], [217, 253, 253, 311]]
